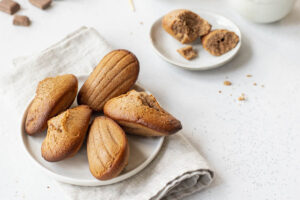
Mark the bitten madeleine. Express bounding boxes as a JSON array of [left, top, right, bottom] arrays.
[[202, 29, 239, 56], [25, 74, 78, 135], [87, 116, 129, 180], [77, 49, 139, 111], [104, 90, 182, 137], [162, 9, 211, 44], [41, 105, 92, 162]]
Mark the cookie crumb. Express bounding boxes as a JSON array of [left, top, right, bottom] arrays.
[[230, 94, 232, 96], [224, 81, 232, 86], [47, 186, 50, 189], [261, 84, 264, 88], [253, 83, 257, 86], [246, 74, 252, 77], [177, 46, 197, 60], [238, 94, 246, 101], [139, 21, 143, 25], [218, 90, 222, 93]]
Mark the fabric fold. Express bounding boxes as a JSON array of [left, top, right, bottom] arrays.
[[5, 26, 214, 200]]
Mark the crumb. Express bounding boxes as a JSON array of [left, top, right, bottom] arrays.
[[246, 74, 252, 77], [47, 186, 50, 189], [238, 94, 246, 101], [238, 96, 246, 101], [139, 21, 143, 25], [261, 84, 264, 88], [224, 81, 232, 86], [230, 94, 232, 96], [218, 90, 222, 93], [253, 83, 257, 86], [177, 46, 197, 60]]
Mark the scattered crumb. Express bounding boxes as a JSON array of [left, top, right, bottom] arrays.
[[139, 21, 143, 25], [238, 94, 246, 101], [218, 90, 222, 93], [261, 84, 264, 88], [246, 74, 252, 77], [129, 0, 135, 11], [253, 83, 257, 86], [177, 46, 197, 60], [230, 94, 232, 96], [224, 81, 232, 86], [47, 186, 50, 189]]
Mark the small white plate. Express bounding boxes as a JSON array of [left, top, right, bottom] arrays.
[[150, 10, 242, 70], [20, 76, 164, 186]]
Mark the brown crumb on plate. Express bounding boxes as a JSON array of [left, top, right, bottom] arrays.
[[253, 83, 257, 86], [246, 74, 252, 77], [224, 80, 232, 86], [218, 90, 222, 93], [177, 45, 197, 60]]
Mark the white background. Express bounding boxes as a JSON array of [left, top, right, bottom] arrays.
[[0, 0, 299, 199]]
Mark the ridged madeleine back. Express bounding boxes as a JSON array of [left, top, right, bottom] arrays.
[[87, 116, 129, 180], [78, 49, 139, 111]]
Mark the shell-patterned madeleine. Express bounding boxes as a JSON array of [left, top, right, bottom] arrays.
[[87, 116, 129, 180], [77, 49, 139, 111]]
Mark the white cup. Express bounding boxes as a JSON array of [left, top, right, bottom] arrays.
[[230, 0, 296, 23]]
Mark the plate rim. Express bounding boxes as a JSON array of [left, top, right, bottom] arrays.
[[149, 10, 242, 71], [20, 82, 165, 186]]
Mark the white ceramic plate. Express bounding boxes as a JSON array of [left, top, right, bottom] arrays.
[[150, 10, 242, 70], [20, 75, 164, 186]]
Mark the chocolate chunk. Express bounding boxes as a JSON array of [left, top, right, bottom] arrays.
[[0, 0, 20, 15], [13, 15, 31, 26], [29, 0, 52, 9]]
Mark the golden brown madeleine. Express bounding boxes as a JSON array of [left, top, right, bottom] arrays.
[[202, 29, 239, 56], [25, 74, 78, 135], [87, 116, 129, 180], [162, 9, 211, 44], [41, 105, 92, 162], [104, 90, 182, 137], [77, 49, 139, 111]]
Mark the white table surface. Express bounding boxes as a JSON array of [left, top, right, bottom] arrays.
[[0, 0, 299, 199]]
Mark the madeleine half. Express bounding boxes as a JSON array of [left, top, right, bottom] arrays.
[[162, 9, 211, 44]]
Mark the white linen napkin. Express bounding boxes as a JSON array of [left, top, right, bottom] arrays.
[[1, 27, 214, 200]]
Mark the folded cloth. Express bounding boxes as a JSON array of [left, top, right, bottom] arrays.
[[1, 27, 214, 200]]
